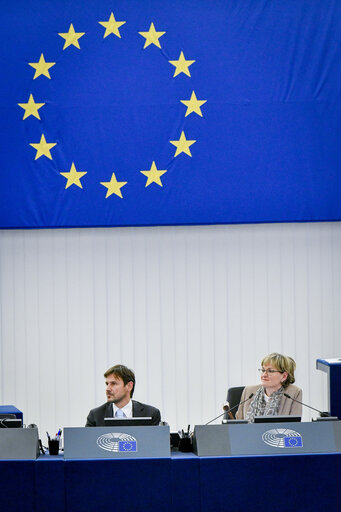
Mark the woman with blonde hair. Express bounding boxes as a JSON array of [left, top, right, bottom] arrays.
[[236, 353, 302, 422]]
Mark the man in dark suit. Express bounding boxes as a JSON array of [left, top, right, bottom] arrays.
[[86, 364, 161, 426]]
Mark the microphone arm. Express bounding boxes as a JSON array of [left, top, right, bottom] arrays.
[[205, 411, 229, 425], [228, 393, 254, 415], [205, 393, 254, 425], [283, 393, 331, 417]]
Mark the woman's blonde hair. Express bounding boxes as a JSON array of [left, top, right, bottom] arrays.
[[261, 353, 296, 388]]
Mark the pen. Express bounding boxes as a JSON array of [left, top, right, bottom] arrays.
[[39, 439, 45, 455], [46, 431, 50, 441]]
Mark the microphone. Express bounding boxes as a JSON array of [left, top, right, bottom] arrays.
[[205, 393, 254, 425], [222, 401, 234, 420], [283, 393, 331, 417], [223, 401, 230, 411], [228, 393, 254, 415]]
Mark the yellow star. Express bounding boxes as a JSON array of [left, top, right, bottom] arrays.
[[58, 24, 85, 50], [60, 162, 87, 189], [180, 91, 207, 117], [100, 172, 127, 198], [140, 161, 167, 187], [170, 131, 196, 157], [138, 22, 165, 49], [169, 51, 195, 77], [28, 54, 56, 79], [18, 94, 45, 120], [29, 134, 57, 160], [99, 12, 126, 38]]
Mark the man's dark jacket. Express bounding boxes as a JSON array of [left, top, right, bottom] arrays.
[[86, 400, 161, 426]]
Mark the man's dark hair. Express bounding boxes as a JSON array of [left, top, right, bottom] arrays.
[[104, 364, 135, 397]]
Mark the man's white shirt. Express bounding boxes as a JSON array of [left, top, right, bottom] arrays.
[[112, 400, 133, 418]]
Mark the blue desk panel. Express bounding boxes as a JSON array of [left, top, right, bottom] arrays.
[[200, 453, 341, 512], [0, 460, 35, 512], [0, 452, 340, 511], [35, 456, 65, 512], [171, 452, 200, 512], [65, 457, 172, 512]]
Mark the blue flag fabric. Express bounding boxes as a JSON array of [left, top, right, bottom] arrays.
[[1, 0, 341, 228], [119, 441, 137, 452], [284, 436, 303, 448]]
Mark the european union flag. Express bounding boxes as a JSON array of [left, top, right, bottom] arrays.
[[1, 0, 341, 228], [119, 441, 137, 452], [284, 436, 303, 448]]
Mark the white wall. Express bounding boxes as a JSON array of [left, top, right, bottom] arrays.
[[0, 222, 340, 439]]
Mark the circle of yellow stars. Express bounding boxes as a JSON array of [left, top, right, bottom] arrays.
[[18, 12, 207, 199]]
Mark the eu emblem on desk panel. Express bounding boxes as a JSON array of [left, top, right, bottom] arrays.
[[96, 432, 137, 453], [64, 426, 170, 459], [262, 428, 303, 448]]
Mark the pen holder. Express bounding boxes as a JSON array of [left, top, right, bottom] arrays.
[[178, 436, 193, 452], [48, 439, 60, 455]]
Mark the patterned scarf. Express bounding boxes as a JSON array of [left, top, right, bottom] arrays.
[[246, 386, 284, 423]]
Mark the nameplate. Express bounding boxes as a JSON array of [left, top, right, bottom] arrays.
[[193, 421, 341, 456], [64, 426, 170, 459], [0, 428, 39, 460]]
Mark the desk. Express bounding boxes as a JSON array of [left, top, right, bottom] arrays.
[[0, 460, 36, 512], [65, 457, 172, 512], [200, 452, 341, 512], [0, 405, 23, 421], [0, 452, 340, 512], [316, 358, 341, 418], [35, 455, 64, 512]]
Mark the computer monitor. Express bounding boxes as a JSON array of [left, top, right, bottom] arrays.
[[0, 417, 23, 428], [312, 416, 339, 422], [254, 415, 301, 423], [223, 419, 248, 424], [104, 417, 154, 427]]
